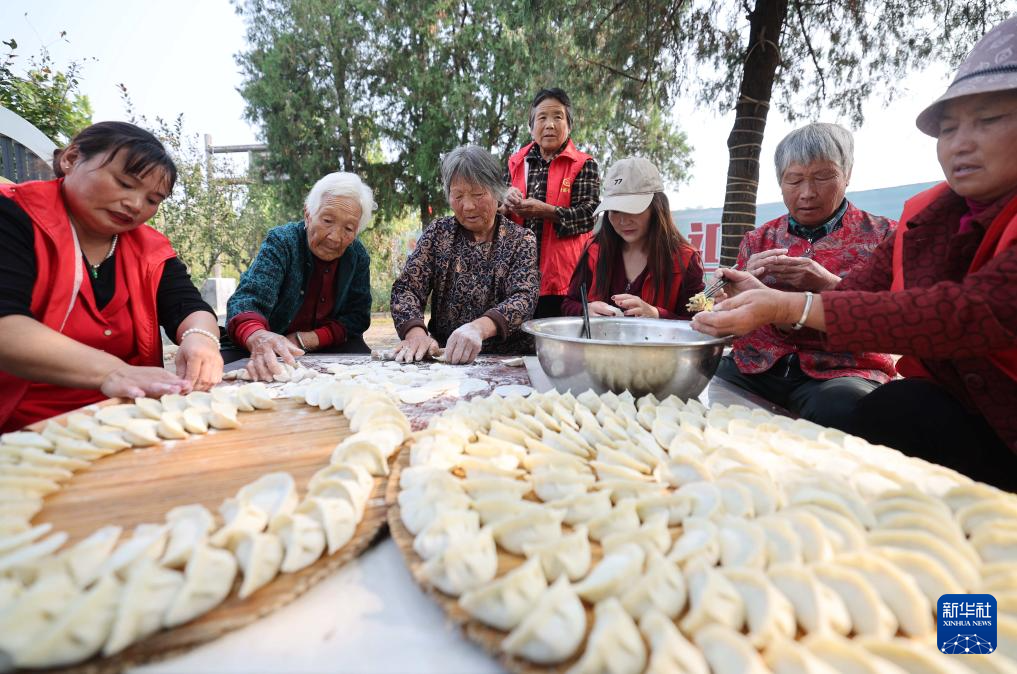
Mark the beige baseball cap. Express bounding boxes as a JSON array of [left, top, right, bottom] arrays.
[[593, 157, 664, 215]]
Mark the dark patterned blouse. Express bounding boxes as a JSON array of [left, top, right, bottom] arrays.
[[390, 214, 539, 354]]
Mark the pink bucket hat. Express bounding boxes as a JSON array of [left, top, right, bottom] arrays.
[[916, 14, 1017, 137]]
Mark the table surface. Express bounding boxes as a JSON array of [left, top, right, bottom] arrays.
[[132, 355, 784, 674]]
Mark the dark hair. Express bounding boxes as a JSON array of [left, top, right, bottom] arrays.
[[528, 88, 574, 130], [572, 193, 691, 305], [53, 121, 178, 192]]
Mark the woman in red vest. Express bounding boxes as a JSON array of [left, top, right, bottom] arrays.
[[0, 122, 223, 431], [692, 16, 1017, 490], [504, 88, 600, 318], [562, 157, 704, 320]]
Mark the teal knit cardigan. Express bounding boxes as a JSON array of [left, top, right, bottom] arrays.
[[226, 221, 372, 339]]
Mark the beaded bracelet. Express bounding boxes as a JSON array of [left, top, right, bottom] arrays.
[[180, 327, 220, 345]]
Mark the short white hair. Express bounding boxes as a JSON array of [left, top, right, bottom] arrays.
[[304, 172, 375, 228], [774, 122, 854, 183]]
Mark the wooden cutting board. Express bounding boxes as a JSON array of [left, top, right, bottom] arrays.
[[26, 397, 391, 674]]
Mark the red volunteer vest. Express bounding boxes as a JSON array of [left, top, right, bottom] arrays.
[[507, 140, 594, 296], [891, 182, 1017, 381], [583, 241, 698, 311], [0, 179, 175, 430]]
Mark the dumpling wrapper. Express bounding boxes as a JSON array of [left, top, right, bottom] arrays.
[[236, 472, 298, 521], [768, 563, 851, 636], [813, 561, 898, 639], [680, 567, 745, 636], [490, 508, 563, 555]]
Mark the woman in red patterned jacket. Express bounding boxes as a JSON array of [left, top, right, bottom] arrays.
[[715, 122, 896, 431], [693, 16, 1017, 490]]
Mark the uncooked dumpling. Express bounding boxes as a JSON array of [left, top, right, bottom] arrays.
[[62, 525, 122, 587], [14, 573, 121, 668], [268, 512, 326, 573], [619, 547, 687, 620], [680, 567, 745, 636], [459, 557, 547, 631], [490, 508, 563, 555], [230, 530, 283, 599], [0, 570, 77, 657], [812, 561, 898, 638], [237, 472, 298, 522], [693, 623, 770, 674], [522, 525, 591, 582], [721, 566, 796, 648], [566, 597, 646, 674], [422, 526, 498, 596], [502, 576, 586, 664], [161, 504, 216, 568], [162, 543, 237, 627], [574, 542, 645, 603], [103, 560, 183, 656], [588, 500, 641, 542], [297, 496, 357, 555], [836, 551, 933, 637], [767, 563, 851, 636], [639, 608, 710, 674], [413, 508, 480, 561], [121, 419, 161, 447]]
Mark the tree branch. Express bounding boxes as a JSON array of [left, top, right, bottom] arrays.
[[795, 0, 826, 99]]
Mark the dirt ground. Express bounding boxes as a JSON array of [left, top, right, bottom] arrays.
[[363, 312, 400, 350]]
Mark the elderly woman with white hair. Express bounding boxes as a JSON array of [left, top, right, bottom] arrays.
[[712, 122, 897, 430], [224, 172, 375, 380], [391, 145, 539, 364]]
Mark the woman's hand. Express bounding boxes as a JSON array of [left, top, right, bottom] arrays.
[[445, 322, 484, 364], [101, 366, 192, 399], [764, 255, 841, 292], [395, 327, 439, 363], [743, 248, 788, 279], [245, 329, 304, 381], [508, 198, 554, 220], [611, 294, 659, 318], [286, 330, 319, 353], [588, 301, 621, 317], [710, 266, 768, 302], [503, 186, 524, 209], [691, 288, 794, 337], [175, 333, 224, 391]]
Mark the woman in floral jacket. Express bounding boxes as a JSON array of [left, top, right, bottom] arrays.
[[391, 145, 539, 364], [714, 122, 896, 431]]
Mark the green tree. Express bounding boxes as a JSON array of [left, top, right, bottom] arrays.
[[1, 37, 93, 143], [120, 86, 288, 284], [554, 0, 1016, 263], [233, 0, 692, 227]]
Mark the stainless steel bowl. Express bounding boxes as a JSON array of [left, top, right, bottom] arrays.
[[522, 317, 732, 400]]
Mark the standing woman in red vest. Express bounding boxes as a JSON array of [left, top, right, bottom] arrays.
[[562, 157, 705, 320], [0, 122, 223, 432], [504, 88, 601, 318], [692, 15, 1017, 490]]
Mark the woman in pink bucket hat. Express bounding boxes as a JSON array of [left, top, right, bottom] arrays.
[[693, 15, 1017, 490]]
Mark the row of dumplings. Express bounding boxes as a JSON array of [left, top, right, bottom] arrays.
[[0, 383, 276, 542], [398, 388, 1017, 672], [0, 383, 407, 668]]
